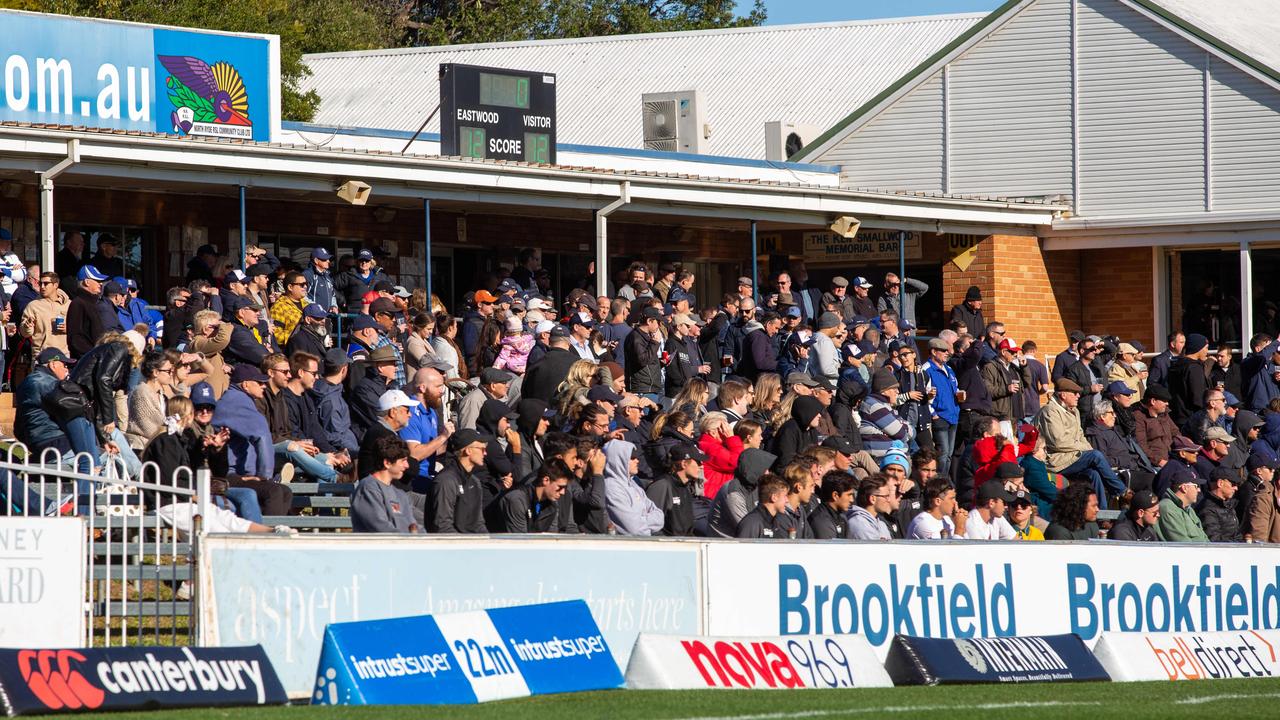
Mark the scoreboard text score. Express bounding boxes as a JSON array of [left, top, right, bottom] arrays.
[[440, 63, 557, 164]]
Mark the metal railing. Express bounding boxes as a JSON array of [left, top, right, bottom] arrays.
[[0, 442, 210, 647]]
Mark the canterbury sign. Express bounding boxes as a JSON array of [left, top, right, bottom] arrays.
[[0, 646, 287, 715]]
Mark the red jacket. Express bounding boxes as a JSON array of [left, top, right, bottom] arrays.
[[699, 433, 745, 499], [972, 427, 1039, 497]]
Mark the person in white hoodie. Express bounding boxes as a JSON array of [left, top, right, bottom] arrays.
[[847, 474, 893, 540], [602, 439, 664, 536]]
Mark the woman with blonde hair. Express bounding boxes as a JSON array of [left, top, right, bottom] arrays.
[[555, 359, 602, 419], [750, 373, 782, 425], [671, 377, 711, 423], [190, 309, 232, 396], [697, 411, 745, 499]]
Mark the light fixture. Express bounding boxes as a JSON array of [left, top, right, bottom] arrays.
[[336, 180, 371, 206], [829, 215, 860, 239]]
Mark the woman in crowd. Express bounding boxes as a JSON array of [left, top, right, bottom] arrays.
[[405, 312, 438, 372], [126, 350, 175, 451], [698, 411, 744, 499], [431, 313, 466, 380]]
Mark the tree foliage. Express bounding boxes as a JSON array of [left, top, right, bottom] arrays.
[[407, 0, 766, 46]]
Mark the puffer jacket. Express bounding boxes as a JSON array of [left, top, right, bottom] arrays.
[[69, 340, 132, 438], [15, 366, 67, 450], [698, 432, 745, 499], [707, 448, 776, 538], [1197, 492, 1243, 542]]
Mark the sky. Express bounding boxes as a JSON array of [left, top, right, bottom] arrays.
[[736, 0, 1003, 24]]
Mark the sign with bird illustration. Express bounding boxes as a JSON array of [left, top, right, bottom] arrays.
[[160, 55, 254, 139]]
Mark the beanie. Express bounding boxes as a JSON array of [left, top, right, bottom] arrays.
[[880, 442, 911, 474], [871, 367, 899, 394], [1184, 333, 1209, 355]]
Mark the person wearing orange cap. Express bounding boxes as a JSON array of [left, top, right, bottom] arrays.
[[461, 289, 498, 358]]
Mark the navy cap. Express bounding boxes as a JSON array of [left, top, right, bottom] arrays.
[[126, 278, 138, 291], [311, 247, 333, 260], [785, 306, 802, 319], [302, 303, 327, 320], [357, 250, 374, 261], [0, 228, 10, 241], [550, 325, 571, 338], [323, 348, 351, 368], [103, 281, 127, 296], [571, 315, 595, 329], [1106, 381, 1135, 396], [37, 348, 68, 365], [352, 315, 378, 332], [230, 364, 269, 384], [669, 442, 709, 465], [191, 382, 216, 407], [640, 307, 663, 321], [448, 429, 486, 452], [196, 243, 218, 256], [498, 279, 522, 294], [587, 385, 622, 404]]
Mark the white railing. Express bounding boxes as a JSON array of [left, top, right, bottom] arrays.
[[0, 441, 210, 647]]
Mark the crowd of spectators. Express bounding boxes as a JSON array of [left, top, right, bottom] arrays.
[[7, 237, 1279, 543]]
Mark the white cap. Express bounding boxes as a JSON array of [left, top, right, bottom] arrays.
[[378, 389, 419, 413], [527, 298, 552, 311], [534, 320, 556, 335]]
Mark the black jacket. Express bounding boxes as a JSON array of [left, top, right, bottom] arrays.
[[428, 458, 487, 533], [645, 473, 695, 536], [735, 505, 793, 539], [225, 321, 277, 367], [1108, 517, 1158, 541], [69, 341, 132, 437], [770, 396, 822, 470], [523, 346, 578, 403], [283, 386, 336, 453], [624, 329, 664, 395], [350, 373, 392, 443], [1197, 493, 1243, 542], [1168, 356, 1208, 428], [66, 287, 107, 359], [358, 421, 420, 487], [809, 502, 849, 539], [498, 483, 559, 533], [664, 333, 704, 398], [736, 329, 779, 383], [335, 268, 390, 312], [285, 325, 328, 360], [949, 303, 985, 336]]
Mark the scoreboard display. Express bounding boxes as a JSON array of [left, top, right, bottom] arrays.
[[439, 63, 557, 164]]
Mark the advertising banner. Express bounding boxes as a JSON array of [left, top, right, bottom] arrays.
[[0, 517, 85, 648], [703, 542, 1280, 658], [883, 634, 1109, 685], [0, 10, 278, 141], [625, 634, 892, 690], [199, 536, 701, 697], [0, 646, 286, 715], [1093, 630, 1280, 682], [311, 600, 620, 705]]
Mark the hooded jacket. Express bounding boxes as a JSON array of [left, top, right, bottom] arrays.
[[515, 398, 550, 482], [771, 396, 821, 470], [310, 377, 359, 454], [475, 399, 520, 507], [1155, 487, 1209, 542], [847, 505, 890, 540], [210, 384, 274, 479], [707, 448, 776, 538], [16, 366, 68, 450], [829, 378, 868, 450], [601, 440, 664, 536], [643, 423, 695, 479]]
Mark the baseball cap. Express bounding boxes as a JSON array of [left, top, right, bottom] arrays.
[[448, 429, 486, 452], [534, 320, 555, 335], [1210, 467, 1241, 486], [586, 385, 623, 404], [850, 315, 872, 327], [852, 276, 873, 289], [393, 285, 412, 299], [236, 299, 264, 312], [103, 281, 127, 296], [1203, 426, 1235, 444], [1248, 450, 1279, 472], [323, 348, 351, 370], [1171, 435, 1201, 453], [368, 298, 398, 317], [311, 247, 333, 260], [997, 337, 1019, 352], [378, 389, 419, 412], [498, 279, 522, 295], [195, 243, 216, 256], [1129, 490, 1160, 511], [231, 365, 269, 384], [1224, 392, 1242, 408], [77, 265, 108, 282], [571, 315, 595, 329], [356, 249, 375, 261], [225, 269, 247, 284], [669, 443, 709, 464], [302, 303, 327, 320], [817, 312, 842, 330], [352, 315, 379, 332], [994, 462, 1025, 479], [528, 297, 552, 311], [639, 306, 663, 322], [977, 482, 1015, 503], [1144, 384, 1173, 402], [784, 306, 802, 319], [786, 372, 819, 388], [191, 382, 217, 408], [821, 436, 856, 455], [550, 326, 571, 339], [37, 348, 68, 365], [1009, 489, 1033, 506], [474, 290, 499, 304], [480, 367, 515, 385], [125, 278, 138, 291], [0, 229, 10, 241], [1106, 381, 1135, 396]]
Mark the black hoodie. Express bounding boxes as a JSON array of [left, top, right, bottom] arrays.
[[708, 448, 777, 537], [829, 377, 868, 450], [515, 399, 550, 482], [771, 396, 822, 470]]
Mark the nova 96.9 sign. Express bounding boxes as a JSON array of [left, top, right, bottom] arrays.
[[625, 634, 893, 690]]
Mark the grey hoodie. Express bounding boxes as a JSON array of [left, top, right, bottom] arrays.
[[602, 440, 665, 536], [708, 448, 777, 538]]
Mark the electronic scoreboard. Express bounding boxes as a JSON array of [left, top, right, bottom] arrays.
[[439, 63, 557, 164]]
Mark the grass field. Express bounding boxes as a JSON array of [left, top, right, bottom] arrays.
[[66, 677, 1280, 720]]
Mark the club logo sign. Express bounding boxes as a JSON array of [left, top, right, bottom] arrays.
[[160, 55, 253, 139], [0, 646, 286, 716], [955, 639, 988, 673]]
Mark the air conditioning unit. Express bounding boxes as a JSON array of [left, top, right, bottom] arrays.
[[642, 90, 704, 153], [764, 121, 822, 161]]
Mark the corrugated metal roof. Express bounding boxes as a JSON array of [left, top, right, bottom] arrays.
[[300, 15, 983, 160], [1141, 0, 1280, 82]]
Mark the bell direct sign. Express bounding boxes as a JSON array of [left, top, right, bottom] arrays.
[[0, 646, 287, 715], [0, 517, 85, 648], [703, 543, 1280, 657], [1092, 630, 1280, 682], [0, 10, 278, 141], [625, 634, 891, 690], [311, 600, 622, 705]]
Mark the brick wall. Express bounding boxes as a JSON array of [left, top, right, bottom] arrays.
[[1081, 246, 1155, 349]]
